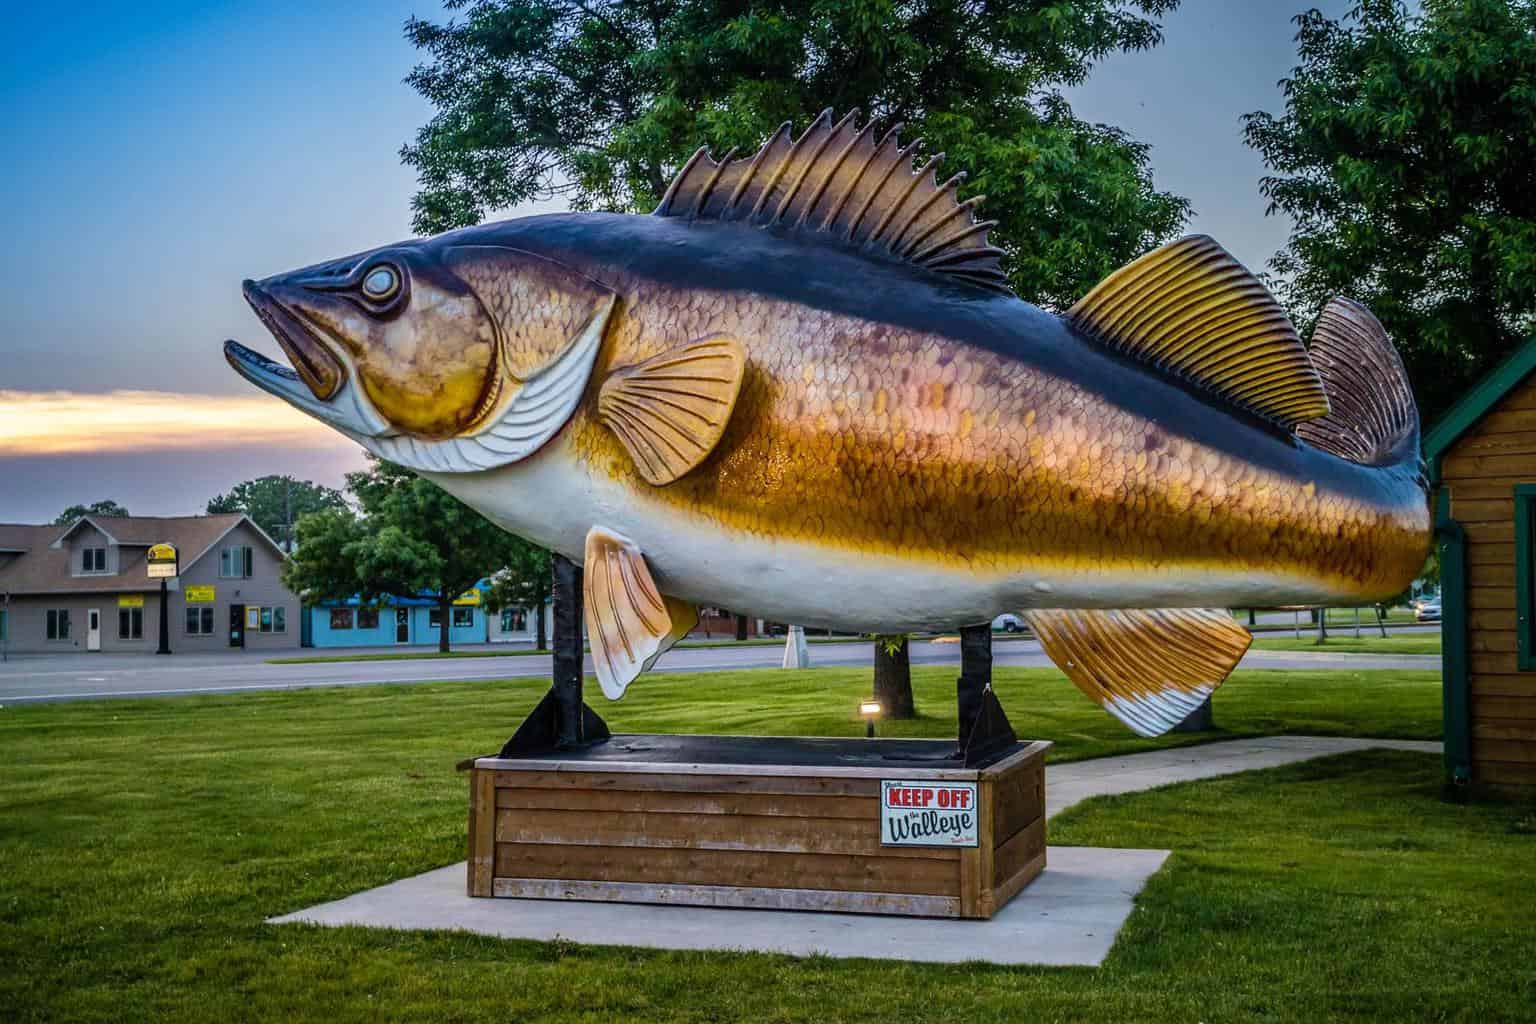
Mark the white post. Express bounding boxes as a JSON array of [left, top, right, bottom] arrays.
[[781, 625, 810, 669]]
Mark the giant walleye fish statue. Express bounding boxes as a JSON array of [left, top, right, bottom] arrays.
[[226, 111, 1431, 737]]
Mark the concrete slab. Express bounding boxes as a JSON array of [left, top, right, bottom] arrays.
[[270, 845, 1170, 966], [269, 735, 1440, 965]]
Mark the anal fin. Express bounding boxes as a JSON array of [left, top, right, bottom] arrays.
[[583, 526, 685, 699], [1022, 608, 1252, 737], [598, 335, 746, 486]]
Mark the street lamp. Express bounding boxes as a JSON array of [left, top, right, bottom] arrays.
[[859, 699, 882, 738]]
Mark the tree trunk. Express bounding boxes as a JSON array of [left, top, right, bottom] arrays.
[[735, 614, 748, 641], [536, 600, 548, 652], [873, 637, 915, 719], [438, 594, 451, 653]]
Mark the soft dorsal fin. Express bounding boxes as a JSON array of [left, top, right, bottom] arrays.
[[1295, 298, 1419, 465], [1022, 608, 1252, 737], [1065, 235, 1331, 428], [653, 109, 1012, 295]]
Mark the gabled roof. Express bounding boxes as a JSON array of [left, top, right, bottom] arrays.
[[0, 513, 283, 596], [1423, 334, 1536, 485]]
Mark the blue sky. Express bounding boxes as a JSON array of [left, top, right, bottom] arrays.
[[0, 0, 1355, 521]]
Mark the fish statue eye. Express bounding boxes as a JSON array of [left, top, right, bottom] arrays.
[[361, 264, 400, 301]]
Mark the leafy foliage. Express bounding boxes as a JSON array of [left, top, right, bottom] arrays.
[[53, 500, 128, 525], [282, 457, 523, 651], [403, 0, 1190, 306], [1243, 0, 1536, 423], [206, 475, 346, 551], [483, 542, 553, 649]]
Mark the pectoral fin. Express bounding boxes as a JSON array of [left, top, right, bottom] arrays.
[[1022, 608, 1252, 737], [597, 335, 746, 485], [583, 526, 695, 699]]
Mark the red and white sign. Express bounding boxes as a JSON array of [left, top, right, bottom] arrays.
[[880, 780, 979, 847]]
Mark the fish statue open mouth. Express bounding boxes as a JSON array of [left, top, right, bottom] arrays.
[[226, 109, 1432, 737]]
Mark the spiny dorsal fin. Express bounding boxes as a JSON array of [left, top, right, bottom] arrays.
[[1295, 298, 1420, 465], [654, 109, 1011, 295], [1065, 235, 1331, 428], [1022, 608, 1252, 737]]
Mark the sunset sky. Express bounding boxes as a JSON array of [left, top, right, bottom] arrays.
[[1, 0, 1355, 523]]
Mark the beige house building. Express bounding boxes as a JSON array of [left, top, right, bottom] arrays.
[[0, 514, 299, 655]]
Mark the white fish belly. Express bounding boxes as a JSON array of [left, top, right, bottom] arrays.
[[427, 439, 1348, 632]]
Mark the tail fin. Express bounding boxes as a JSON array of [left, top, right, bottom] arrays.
[[1295, 298, 1419, 466]]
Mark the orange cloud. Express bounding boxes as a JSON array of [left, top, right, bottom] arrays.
[[0, 390, 355, 456]]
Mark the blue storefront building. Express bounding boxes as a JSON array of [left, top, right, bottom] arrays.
[[305, 585, 489, 648]]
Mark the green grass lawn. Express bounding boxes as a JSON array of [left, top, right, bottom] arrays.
[[267, 636, 856, 664], [8, 665, 1522, 1023], [1249, 633, 1442, 655]]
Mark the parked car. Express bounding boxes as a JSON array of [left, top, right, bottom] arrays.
[[1414, 600, 1442, 623], [992, 613, 1025, 633]]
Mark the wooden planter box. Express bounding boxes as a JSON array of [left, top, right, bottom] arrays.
[[468, 735, 1049, 919]]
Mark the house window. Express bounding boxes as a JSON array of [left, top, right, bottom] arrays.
[[81, 546, 106, 573], [500, 608, 527, 632], [428, 608, 442, 629], [219, 545, 254, 579], [185, 607, 215, 635], [118, 607, 143, 640], [0, 609, 7, 643], [252, 606, 285, 634], [357, 608, 380, 630], [46, 609, 70, 640], [1516, 486, 1536, 670], [330, 608, 355, 630], [453, 607, 474, 629]]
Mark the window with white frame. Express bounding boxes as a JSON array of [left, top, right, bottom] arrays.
[[452, 607, 474, 629], [254, 606, 285, 634], [219, 545, 254, 579], [80, 546, 106, 573]]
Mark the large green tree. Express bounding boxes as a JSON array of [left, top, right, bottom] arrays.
[[1244, 0, 1536, 424], [483, 542, 553, 650], [402, 0, 1189, 306], [283, 458, 521, 652], [206, 475, 346, 552]]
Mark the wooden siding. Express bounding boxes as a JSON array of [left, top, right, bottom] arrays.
[[1443, 372, 1536, 788]]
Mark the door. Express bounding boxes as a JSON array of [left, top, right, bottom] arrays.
[[395, 608, 410, 644], [87, 609, 101, 651], [229, 604, 245, 648]]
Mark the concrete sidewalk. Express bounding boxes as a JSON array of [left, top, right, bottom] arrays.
[[271, 735, 1441, 966]]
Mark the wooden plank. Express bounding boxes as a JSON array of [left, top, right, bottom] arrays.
[[468, 768, 495, 898], [1473, 695, 1536, 718], [1466, 564, 1516, 587], [1441, 451, 1536, 480], [488, 770, 880, 799], [1474, 760, 1536, 785], [493, 841, 962, 896], [960, 777, 996, 918], [476, 755, 986, 782], [1452, 498, 1516, 523], [992, 817, 1046, 888], [1443, 476, 1536, 499], [1467, 586, 1516, 610], [494, 785, 875, 820], [987, 849, 1047, 916], [1466, 542, 1514, 567], [1469, 630, 1518, 654], [1471, 651, 1520, 674], [1471, 720, 1536, 741], [1462, 520, 1516, 544], [1473, 739, 1536, 764], [493, 807, 950, 859], [1469, 677, 1536, 698], [490, 878, 962, 917], [1461, 408, 1536, 435], [1470, 609, 1518, 631], [1451, 434, 1536, 460], [991, 764, 1044, 845]]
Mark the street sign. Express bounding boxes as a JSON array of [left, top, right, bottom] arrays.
[[147, 543, 179, 579], [184, 585, 216, 603], [117, 594, 144, 608]]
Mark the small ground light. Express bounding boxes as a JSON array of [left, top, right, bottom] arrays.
[[859, 699, 882, 738]]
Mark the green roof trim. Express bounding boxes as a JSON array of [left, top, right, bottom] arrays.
[[1423, 333, 1536, 485]]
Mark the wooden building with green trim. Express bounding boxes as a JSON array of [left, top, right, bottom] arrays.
[[1424, 338, 1536, 792]]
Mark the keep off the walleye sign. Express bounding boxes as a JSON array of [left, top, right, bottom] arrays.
[[880, 780, 979, 847]]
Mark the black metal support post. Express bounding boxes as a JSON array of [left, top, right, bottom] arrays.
[[955, 624, 1017, 767], [156, 579, 171, 655], [1171, 697, 1213, 732], [499, 553, 610, 757]]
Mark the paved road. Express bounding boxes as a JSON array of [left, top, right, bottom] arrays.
[[0, 635, 1440, 705]]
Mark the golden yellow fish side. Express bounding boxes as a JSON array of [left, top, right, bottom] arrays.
[[565, 278, 1428, 601]]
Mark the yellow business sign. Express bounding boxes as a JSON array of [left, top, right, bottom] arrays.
[[117, 594, 144, 609], [184, 585, 216, 604], [146, 542, 179, 579], [453, 588, 482, 606]]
